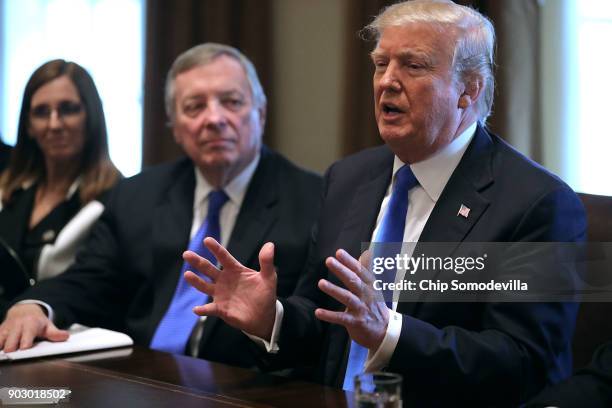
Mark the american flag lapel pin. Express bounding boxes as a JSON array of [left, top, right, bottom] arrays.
[[457, 204, 470, 218]]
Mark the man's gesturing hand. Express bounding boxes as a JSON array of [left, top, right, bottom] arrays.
[[315, 249, 389, 350], [0, 304, 69, 352], [183, 237, 278, 340]]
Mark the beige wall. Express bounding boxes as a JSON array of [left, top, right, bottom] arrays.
[[272, 0, 347, 174]]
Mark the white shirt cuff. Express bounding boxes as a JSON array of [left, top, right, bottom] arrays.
[[364, 308, 402, 372], [16, 299, 55, 323], [244, 300, 283, 354]]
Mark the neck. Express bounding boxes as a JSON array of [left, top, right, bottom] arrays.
[[42, 159, 81, 194], [200, 168, 233, 190]]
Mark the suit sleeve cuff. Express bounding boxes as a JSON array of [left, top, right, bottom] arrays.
[[15, 299, 55, 323], [244, 300, 283, 354], [364, 308, 402, 372]]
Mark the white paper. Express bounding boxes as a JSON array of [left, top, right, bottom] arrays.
[[0, 324, 133, 361]]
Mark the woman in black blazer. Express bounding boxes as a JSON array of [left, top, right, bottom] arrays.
[[0, 60, 121, 315]]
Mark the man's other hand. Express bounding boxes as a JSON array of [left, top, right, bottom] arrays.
[[315, 249, 390, 350], [0, 304, 69, 352]]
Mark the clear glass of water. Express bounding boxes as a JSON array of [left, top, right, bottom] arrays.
[[354, 371, 402, 408]]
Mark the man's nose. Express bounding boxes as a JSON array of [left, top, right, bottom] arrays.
[[202, 102, 227, 129], [379, 63, 402, 92]]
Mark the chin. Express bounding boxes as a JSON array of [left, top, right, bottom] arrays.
[[46, 151, 80, 162], [197, 154, 236, 170]]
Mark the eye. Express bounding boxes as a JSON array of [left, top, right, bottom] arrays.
[[373, 59, 388, 71], [57, 101, 83, 116], [31, 104, 52, 118], [182, 102, 204, 117], [221, 96, 245, 111]]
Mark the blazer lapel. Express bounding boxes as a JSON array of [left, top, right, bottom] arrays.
[[0, 187, 35, 256], [327, 149, 393, 381], [225, 164, 279, 266], [200, 149, 279, 347], [335, 149, 394, 261], [149, 163, 195, 334], [398, 125, 495, 315]]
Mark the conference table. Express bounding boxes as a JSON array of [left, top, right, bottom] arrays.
[[1, 346, 351, 407]]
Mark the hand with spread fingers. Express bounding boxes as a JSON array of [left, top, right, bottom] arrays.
[[183, 237, 278, 340], [315, 249, 389, 351]]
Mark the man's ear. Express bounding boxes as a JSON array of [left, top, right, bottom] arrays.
[[458, 76, 484, 109], [258, 105, 267, 129], [171, 124, 181, 144]]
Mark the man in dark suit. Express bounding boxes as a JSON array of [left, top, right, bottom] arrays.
[[0, 43, 322, 369], [178, 1, 585, 406]]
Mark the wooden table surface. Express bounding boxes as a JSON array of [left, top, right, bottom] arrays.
[[0, 346, 351, 407]]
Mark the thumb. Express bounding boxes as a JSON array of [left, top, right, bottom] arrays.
[[44, 323, 70, 342], [259, 242, 276, 278]]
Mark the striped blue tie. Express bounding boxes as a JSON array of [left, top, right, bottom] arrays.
[[342, 165, 418, 390], [150, 190, 229, 354]]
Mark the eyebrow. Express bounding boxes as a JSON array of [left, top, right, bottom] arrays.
[[371, 48, 435, 65]]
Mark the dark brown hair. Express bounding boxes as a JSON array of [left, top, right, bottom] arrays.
[[1, 59, 121, 205]]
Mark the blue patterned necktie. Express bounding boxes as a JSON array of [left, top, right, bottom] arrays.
[[150, 190, 229, 354], [342, 165, 418, 391]]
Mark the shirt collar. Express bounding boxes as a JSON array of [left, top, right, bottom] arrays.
[[392, 121, 477, 202], [194, 152, 261, 208]]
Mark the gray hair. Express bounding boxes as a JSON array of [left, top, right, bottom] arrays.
[[165, 43, 267, 123], [363, 0, 496, 125]]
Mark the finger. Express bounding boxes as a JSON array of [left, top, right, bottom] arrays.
[[184, 271, 215, 296], [358, 250, 376, 284], [314, 308, 354, 327], [325, 256, 364, 295], [183, 251, 220, 281], [259, 242, 276, 279], [193, 303, 220, 317], [19, 323, 41, 350], [318, 279, 362, 311], [3, 326, 22, 353], [0, 326, 8, 350], [337, 249, 375, 284], [43, 323, 70, 343], [204, 237, 243, 269]]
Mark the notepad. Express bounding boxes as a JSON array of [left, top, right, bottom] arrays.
[[0, 324, 133, 361]]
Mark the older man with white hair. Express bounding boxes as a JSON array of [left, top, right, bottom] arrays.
[[180, 1, 585, 405]]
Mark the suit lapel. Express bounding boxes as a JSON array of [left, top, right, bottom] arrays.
[[398, 125, 495, 315], [0, 187, 36, 280], [327, 149, 393, 381], [225, 151, 279, 266], [336, 149, 394, 260], [149, 162, 195, 334], [200, 148, 280, 347]]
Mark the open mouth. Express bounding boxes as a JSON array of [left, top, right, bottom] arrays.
[[382, 103, 403, 114]]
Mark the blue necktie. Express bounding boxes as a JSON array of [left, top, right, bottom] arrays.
[[150, 190, 229, 354], [342, 165, 418, 390]]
